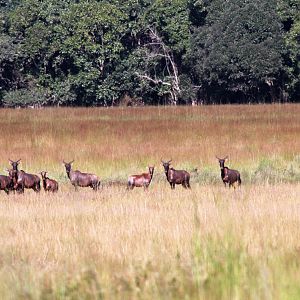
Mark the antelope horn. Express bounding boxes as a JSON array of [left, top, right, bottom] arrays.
[[69, 160, 74, 164], [9, 158, 21, 163], [224, 156, 229, 160]]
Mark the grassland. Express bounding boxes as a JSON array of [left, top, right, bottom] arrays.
[[0, 104, 299, 299]]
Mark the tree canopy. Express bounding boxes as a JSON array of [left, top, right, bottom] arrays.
[[0, 0, 299, 106]]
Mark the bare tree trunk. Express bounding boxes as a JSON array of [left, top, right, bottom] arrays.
[[148, 27, 180, 105], [136, 27, 181, 105]]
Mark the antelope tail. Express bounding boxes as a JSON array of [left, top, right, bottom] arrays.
[[238, 176, 242, 185]]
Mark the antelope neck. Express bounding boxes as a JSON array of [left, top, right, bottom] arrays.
[[66, 170, 71, 179], [149, 170, 154, 181], [221, 167, 228, 178], [164, 167, 171, 181]]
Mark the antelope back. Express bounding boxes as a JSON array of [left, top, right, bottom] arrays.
[[19, 171, 40, 187], [0, 175, 12, 188], [73, 171, 97, 187], [225, 168, 240, 183], [169, 168, 189, 183]]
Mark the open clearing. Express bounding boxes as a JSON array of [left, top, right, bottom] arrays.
[[0, 104, 299, 299]]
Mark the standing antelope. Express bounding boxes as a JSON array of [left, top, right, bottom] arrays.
[[216, 156, 241, 188], [9, 159, 40, 193], [40, 171, 58, 193], [161, 159, 191, 189], [63, 160, 100, 191], [7, 168, 41, 193], [8, 158, 21, 192], [18, 170, 41, 193], [128, 166, 155, 190], [0, 172, 13, 194]]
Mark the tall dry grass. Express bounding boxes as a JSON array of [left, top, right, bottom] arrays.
[[0, 184, 300, 299], [0, 104, 299, 299], [0, 104, 299, 179]]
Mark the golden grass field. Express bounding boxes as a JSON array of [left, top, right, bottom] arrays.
[[0, 104, 299, 299]]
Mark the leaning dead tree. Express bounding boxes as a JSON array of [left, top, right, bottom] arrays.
[[135, 27, 181, 105]]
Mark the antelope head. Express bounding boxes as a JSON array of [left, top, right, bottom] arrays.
[[161, 159, 172, 173], [9, 158, 21, 171], [148, 166, 155, 176], [216, 156, 228, 169], [6, 168, 16, 180], [40, 171, 47, 179], [63, 160, 74, 173]]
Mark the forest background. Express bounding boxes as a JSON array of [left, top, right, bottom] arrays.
[[0, 0, 299, 107]]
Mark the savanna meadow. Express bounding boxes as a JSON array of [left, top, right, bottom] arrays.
[[0, 104, 300, 299]]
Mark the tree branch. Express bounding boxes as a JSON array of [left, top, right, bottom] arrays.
[[135, 73, 172, 86]]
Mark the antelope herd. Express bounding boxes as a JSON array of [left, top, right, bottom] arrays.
[[0, 157, 241, 194]]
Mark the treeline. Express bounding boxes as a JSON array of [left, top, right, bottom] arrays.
[[0, 0, 299, 106]]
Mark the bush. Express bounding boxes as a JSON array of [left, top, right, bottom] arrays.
[[2, 88, 48, 107], [251, 156, 300, 184]]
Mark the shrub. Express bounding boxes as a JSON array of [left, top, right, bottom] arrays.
[[2, 88, 48, 107]]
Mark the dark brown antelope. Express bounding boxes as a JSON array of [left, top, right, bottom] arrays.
[[161, 159, 191, 189], [8, 159, 41, 193], [8, 158, 23, 193], [0, 172, 13, 194], [40, 171, 58, 193], [216, 156, 241, 188], [16, 170, 40, 193], [7, 168, 41, 193], [128, 166, 155, 190], [63, 160, 100, 191]]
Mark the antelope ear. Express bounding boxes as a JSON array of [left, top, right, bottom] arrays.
[[224, 156, 229, 161]]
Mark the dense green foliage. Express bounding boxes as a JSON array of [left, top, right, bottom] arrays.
[[0, 0, 299, 106]]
